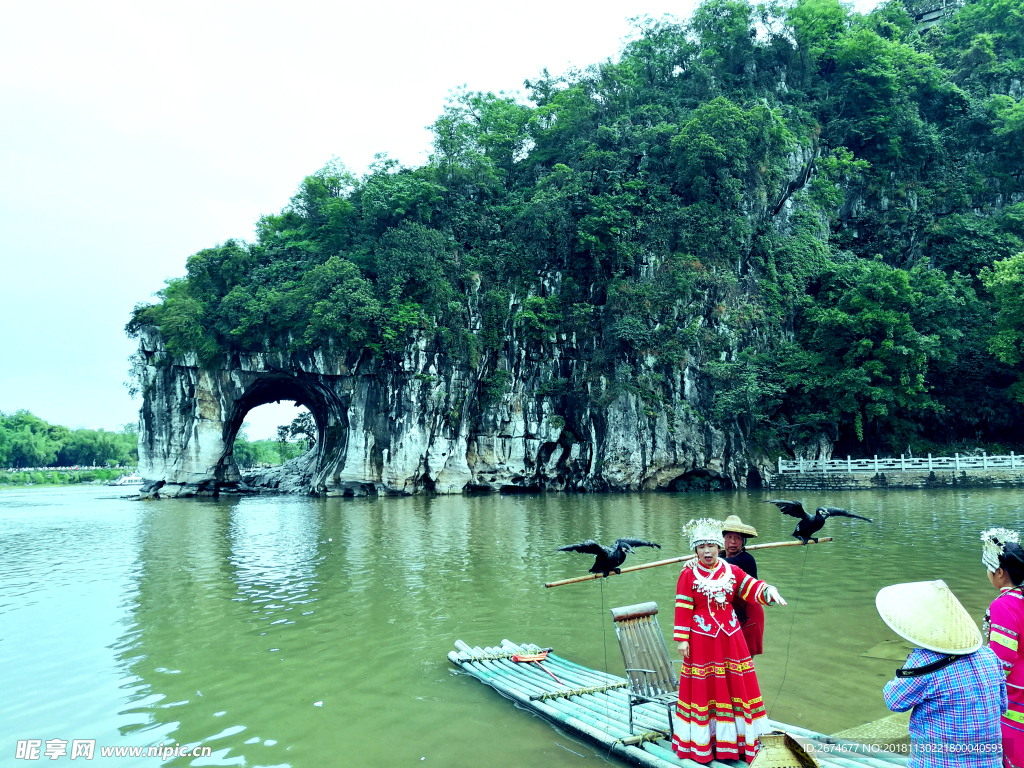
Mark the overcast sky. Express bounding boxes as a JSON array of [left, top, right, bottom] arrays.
[[0, 0, 877, 440]]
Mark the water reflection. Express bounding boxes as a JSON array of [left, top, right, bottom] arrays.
[[3, 487, 1023, 767]]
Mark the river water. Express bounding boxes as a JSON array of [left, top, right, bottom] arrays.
[[1, 485, 1021, 767]]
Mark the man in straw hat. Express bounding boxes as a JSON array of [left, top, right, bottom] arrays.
[[876, 580, 1006, 768], [721, 515, 766, 656]]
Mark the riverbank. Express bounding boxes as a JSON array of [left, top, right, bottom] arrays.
[[0, 467, 134, 487]]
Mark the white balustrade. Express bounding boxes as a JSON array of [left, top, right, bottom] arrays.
[[777, 452, 1024, 474]]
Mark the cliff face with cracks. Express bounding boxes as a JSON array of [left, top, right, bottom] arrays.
[[134, 317, 778, 498]]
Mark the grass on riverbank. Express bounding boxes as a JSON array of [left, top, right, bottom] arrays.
[[0, 468, 134, 487]]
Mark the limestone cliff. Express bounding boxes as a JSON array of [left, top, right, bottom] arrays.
[[135, 320, 784, 497], [129, 7, 1024, 494]]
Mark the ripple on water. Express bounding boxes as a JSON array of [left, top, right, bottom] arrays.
[[3, 487, 1023, 766]]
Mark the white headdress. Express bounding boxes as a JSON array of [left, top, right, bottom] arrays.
[[981, 528, 1020, 573], [684, 518, 725, 551]]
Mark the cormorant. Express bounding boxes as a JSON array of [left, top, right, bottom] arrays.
[[556, 538, 661, 577], [764, 499, 873, 544]]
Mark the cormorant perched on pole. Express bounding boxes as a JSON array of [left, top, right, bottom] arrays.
[[556, 538, 661, 577], [764, 499, 873, 544]]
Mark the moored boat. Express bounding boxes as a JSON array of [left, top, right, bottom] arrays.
[[108, 473, 143, 486]]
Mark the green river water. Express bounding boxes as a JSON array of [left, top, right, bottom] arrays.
[[2, 485, 1022, 767]]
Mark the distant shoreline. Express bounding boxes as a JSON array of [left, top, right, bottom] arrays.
[[0, 467, 134, 488]]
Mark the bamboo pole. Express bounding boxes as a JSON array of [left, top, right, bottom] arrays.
[[543, 537, 834, 588], [529, 681, 629, 701]]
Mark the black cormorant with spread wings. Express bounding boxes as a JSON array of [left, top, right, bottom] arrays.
[[764, 499, 873, 544], [556, 538, 661, 577]]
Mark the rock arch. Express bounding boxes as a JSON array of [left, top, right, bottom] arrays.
[[220, 377, 333, 488], [134, 326, 769, 497], [135, 329, 357, 498]]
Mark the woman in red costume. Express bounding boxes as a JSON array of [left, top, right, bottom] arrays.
[[982, 527, 1024, 768], [674, 518, 788, 764]]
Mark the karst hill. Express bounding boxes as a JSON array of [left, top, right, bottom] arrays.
[[129, 0, 1024, 497]]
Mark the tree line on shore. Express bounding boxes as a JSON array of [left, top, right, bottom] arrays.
[[0, 410, 313, 479], [232, 413, 316, 468], [128, 0, 1024, 457], [231, 436, 309, 468], [0, 467, 133, 487], [0, 410, 138, 469]]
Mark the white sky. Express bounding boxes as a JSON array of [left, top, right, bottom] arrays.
[[0, 0, 879, 441]]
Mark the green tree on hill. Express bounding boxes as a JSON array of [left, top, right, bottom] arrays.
[[0, 411, 138, 468]]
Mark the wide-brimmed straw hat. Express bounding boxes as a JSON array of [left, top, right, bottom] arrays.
[[875, 580, 982, 655], [721, 514, 757, 539]]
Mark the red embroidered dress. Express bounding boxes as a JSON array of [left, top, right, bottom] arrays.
[[673, 559, 773, 764], [986, 587, 1024, 768]]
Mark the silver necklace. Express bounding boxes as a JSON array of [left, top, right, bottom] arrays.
[[690, 559, 734, 606]]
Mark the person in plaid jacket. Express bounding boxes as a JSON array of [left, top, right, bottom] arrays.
[[878, 580, 1005, 768]]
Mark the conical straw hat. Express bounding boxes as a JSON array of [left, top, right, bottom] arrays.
[[721, 514, 758, 538], [875, 580, 982, 655]]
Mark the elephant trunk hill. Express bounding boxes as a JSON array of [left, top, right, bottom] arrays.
[[130, 0, 1024, 497]]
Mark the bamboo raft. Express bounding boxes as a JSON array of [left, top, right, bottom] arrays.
[[449, 639, 909, 768]]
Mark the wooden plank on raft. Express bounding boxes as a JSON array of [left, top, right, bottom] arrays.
[[490, 640, 675, 739], [450, 639, 909, 768], [493, 639, 680, 736]]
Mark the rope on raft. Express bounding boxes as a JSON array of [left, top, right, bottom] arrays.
[[529, 681, 630, 701], [458, 646, 553, 662], [614, 730, 669, 746]]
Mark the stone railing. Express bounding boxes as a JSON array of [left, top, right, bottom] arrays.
[[778, 452, 1022, 475]]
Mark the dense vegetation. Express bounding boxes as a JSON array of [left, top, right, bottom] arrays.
[[129, 0, 1024, 456], [230, 413, 316, 467], [0, 408, 310, 477], [0, 411, 138, 469], [230, 438, 308, 468], [0, 468, 133, 487]]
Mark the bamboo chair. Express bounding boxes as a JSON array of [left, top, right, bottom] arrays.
[[610, 601, 682, 738]]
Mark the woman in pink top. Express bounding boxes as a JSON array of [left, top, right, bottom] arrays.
[[982, 528, 1024, 768]]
